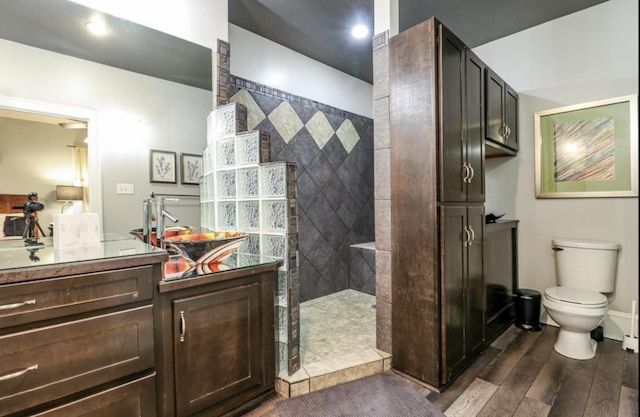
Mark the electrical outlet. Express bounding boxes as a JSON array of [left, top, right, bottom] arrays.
[[116, 183, 134, 194]]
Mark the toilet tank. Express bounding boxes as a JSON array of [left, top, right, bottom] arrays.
[[552, 238, 620, 293]]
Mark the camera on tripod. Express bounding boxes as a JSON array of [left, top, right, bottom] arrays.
[[12, 192, 46, 244], [13, 200, 45, 215]]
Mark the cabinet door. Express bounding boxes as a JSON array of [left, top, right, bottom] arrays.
[[485, 68, 505, 146], [441, 206, 467, 382], [465, 50, 486, 203], [504, 84, 519, 151], [441, 205, 485, 383], [439, 25, 466, 203], [173, 283, 262, 417], [466, 206, 485, 357]]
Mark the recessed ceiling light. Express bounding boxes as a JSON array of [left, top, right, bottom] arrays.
[[85, 20, 109, 36], [351, 24, 369, 39]]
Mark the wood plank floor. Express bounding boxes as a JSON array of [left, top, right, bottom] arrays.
[[233, 324, 639, 417]]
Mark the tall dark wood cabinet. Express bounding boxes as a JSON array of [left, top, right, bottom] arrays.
[[486, 67, 519, 153], [390, 17, 487, 388]]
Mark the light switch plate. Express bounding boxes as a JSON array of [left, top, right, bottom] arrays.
[[116, 183, 134, 194]]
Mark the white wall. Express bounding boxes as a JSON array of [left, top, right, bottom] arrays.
[[475, 0, 639, 339], [229, 24, 373, 118]]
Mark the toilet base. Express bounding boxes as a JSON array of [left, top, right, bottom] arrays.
[[554, 328, 597, 360]]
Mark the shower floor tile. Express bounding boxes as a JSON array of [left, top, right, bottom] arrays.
[[276, 289, 391, 397]]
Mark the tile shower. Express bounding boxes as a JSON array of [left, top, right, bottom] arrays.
[[228, 76, 375, 303], [210, 41, 377, 385]]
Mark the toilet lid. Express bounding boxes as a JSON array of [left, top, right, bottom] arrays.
[[545, 286, 607, 307]]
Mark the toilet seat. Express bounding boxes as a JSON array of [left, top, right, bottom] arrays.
[[544, 286, 607, 308]]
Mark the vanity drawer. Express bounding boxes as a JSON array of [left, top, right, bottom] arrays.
[[0, 305, 154, 416], [0, 265, 154, 330], [30, 373, 157, 417]]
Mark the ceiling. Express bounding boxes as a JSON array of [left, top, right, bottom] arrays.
[[230, 0, 609, 84], [0, 0, 609, 89]]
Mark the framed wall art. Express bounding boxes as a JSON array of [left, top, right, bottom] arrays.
[[534, 95, 638, 198], [149, 149, 177, 183], [180, 153, 203, 185]]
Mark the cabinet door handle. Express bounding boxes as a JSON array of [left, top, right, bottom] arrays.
[[468, 225, 475, 246], [0, 299, 36, 311], [462, 163, 470, 183], [179, 311, 186, 343], [468, 163, 474, 183], [0, 364, 38, 381], [505, 124, 511, 139], [463, 226, 471, 246]]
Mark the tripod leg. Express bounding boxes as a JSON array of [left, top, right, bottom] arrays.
[[35, 219, 47, 237]]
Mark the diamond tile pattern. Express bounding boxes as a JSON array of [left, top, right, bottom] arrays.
[[229, 77, 374, 302], [230, 88, 266, 131], [268, 102, 304, 144], [305, 111, 334, 149], [336, 119, 360, 153]]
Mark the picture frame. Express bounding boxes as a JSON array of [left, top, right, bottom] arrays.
[[180, 153, 203, 185], [149, 149, 177, 183], [534, 95, 638, 198]]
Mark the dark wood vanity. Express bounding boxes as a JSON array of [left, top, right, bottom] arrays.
[[0, 238, 279, 417]]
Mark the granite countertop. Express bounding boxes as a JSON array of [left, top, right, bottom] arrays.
[[0, 234, 168, 284], [0, 234, 282, 285]]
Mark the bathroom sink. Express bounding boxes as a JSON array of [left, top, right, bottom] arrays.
[[163, 231, 246, 264], [129, 225, 196, 246]]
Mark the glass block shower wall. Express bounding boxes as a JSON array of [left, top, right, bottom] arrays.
[[201, 102, 301, 375]]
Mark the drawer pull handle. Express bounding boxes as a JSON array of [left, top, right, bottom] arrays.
[[0, 299, 36, 311], [0, 364, 38, 381], [179, 311, 186, 343]]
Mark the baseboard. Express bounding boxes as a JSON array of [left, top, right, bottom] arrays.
[[540, 309, 637, 342]]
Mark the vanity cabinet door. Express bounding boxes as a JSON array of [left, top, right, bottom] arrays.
[[0, 265, 154, 330], [172, 283, 263, 417], [0, 306, 154, 415]]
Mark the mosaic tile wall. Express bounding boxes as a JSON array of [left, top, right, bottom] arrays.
[[228, 75, 375, 302]]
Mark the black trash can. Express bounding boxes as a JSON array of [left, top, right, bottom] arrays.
[[514, 289, 542, 331]]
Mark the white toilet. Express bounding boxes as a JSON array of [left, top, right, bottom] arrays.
[[542, 238, 620, 360]]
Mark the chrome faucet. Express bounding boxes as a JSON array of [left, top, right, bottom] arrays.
[[142, 198, 153, 244], [141, 194, 179, 248], [155, 196, 179, 248]]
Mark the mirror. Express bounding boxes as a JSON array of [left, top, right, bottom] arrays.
[[0, 0, 213, 238]]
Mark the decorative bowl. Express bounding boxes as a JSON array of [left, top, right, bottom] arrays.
[[129, 226, 196, 246], [163, 231, 246, 264]]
